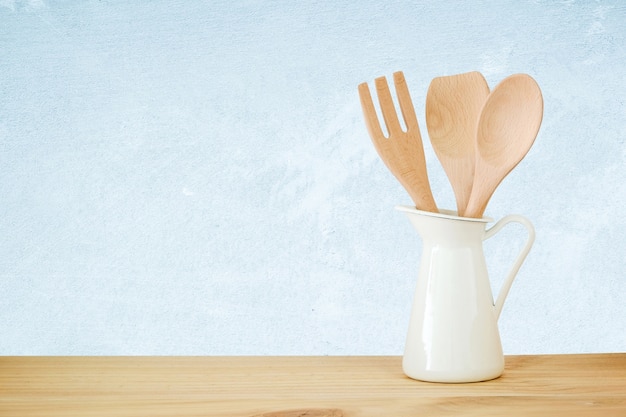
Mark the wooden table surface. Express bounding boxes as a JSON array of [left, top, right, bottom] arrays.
[[1, 354, 625, 416]]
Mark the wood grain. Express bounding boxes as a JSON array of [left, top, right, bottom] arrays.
[[425, 71, 490, 216], [464, 73, 543, 218], [1, 354, 624, 416]]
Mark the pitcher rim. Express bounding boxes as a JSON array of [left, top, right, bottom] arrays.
[[395, 205, 494, 223]]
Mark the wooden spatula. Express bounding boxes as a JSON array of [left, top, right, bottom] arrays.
[[425, 71, 490, 217]]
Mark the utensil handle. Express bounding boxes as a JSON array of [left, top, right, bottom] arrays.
[[484, 215, 535, 320]]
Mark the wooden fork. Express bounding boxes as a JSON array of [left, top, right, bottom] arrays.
[[358, 71, 438, 212]]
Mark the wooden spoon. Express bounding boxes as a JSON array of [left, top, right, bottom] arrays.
[[425, 71, 490, 216], [464, 73, 543, 218]]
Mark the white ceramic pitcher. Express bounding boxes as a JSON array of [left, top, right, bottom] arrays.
[[396, 205, 535, 383]]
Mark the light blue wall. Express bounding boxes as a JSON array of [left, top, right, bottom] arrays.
[[1, 0, 624, 354]]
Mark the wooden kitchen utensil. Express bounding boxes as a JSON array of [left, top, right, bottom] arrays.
[[358, 71, 438, 212], [425, 71, 490, 217], [464, 73, 543, 218]]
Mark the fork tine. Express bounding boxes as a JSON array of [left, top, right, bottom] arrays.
[[393, 71, 419, 132], [375, 76, 404, 137], [358, 82, 385, 140], [359, 81, 394, 163]]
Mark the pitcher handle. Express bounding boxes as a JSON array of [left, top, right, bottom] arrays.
[[484, 214, 535, 320]]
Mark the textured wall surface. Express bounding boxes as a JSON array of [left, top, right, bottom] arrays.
[[1, 0, 625, 355]]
